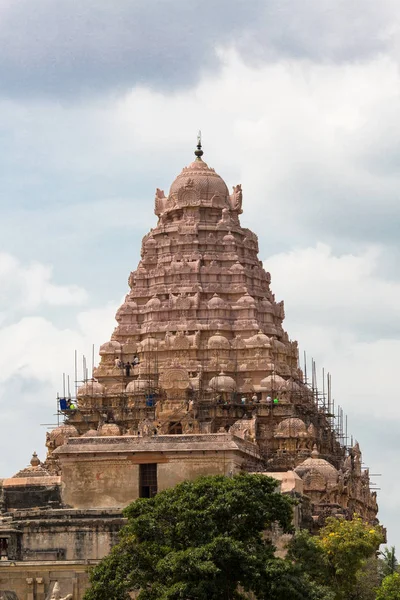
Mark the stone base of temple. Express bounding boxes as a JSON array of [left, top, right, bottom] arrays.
[[0, 562, 90, 600], [0, 433, 307, 600]]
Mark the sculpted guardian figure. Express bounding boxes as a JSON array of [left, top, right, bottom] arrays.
[[49, 581, 72, 600], [229, 184, 243, 213]]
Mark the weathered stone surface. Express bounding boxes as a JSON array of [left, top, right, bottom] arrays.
[[54, 433, 260, 509]]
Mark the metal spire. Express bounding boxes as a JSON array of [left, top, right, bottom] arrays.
[[194, 130, 203, 160]]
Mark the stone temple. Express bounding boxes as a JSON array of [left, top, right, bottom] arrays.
[[0, 142, 378, 599]]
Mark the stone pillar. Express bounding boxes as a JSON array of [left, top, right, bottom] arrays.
[[73, 578, 78, 600], [26, 577, 34, 600], [36, 577, 45, 600]]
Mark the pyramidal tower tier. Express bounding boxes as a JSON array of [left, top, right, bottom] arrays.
[[43, 141, 378, 525], [90, 142, 300, 424]]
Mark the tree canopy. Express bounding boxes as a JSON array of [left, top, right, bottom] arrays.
[[83, 473, 329, 600], [288, 515, 385, 600], [83, 474, 385, 600], [380, 546, 398, 579], [376, 572, 400, 600]]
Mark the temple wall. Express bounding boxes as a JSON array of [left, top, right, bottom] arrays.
[[157, 451, 242, 491], [54, 434, 261, 510], [0, 510, 124, 563], [0, 563, 89, 600], [60, 459, 140, 509], [20, 525, 117, 562], [3, 482, 62, 512], [0, 510, 124, 599], [59, 450, 249, 508]]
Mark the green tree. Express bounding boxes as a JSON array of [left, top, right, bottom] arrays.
[[288, 516, 384, 600], [380, 547, 399, 579], [376, 572, 400, 600], [83, 474, 325, 600], [262, 559, 335, 600], [352, 556, 381, 600]]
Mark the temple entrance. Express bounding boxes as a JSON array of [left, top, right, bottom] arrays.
[[0, 537, 9, 560]]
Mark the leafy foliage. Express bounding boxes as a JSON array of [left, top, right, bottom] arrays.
[[83, 475, 385, 600], [376, 572, 400, 600], [262, 559, 335, 600], [288, 516, 385, 600], [379, 546, 399, 579], [318, 515, 384, 596], [83, 473, 321, 600], [352, 556, 381, 600]]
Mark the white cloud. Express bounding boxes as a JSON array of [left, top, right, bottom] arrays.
[[0, 253, 118, 476], [264, 243, 400, 416], [266, 243, 400, 335], [0, 252, 88, 311], [0, 305, 118, 476], [0, 310, 114, 386]]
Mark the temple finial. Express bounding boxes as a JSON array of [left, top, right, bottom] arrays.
[[194, 130, 203, 160], [30, 451, 40, 467]]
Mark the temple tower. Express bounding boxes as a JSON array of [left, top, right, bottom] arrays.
[[43, 140, 378, 523], [76, 142, 299, 434], [0, 140, 380, 600]]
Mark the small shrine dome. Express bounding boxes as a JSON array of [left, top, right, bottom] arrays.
[[295, 445, 338, 487], [208, 332, 230, 349], [145, 236, 157, 247], [222, 231, 235, 244], [281, 378, 301, 392], [208, 372, 236, 392], [146, 296, 161, 310], [246, 331, 270, 347], [302, 468, 327, 492], [259, 374, 286, 390], [140, 337, 158, 351], [169, 154, 229, 200], [260, 298, 274, 312], [126, 378, 151, 394], [99, 423, 121, 436], [236, 292, 256, 307], [117, 300, 138, 314], [207, 294, 226, 309], [77, 381, 105, 397], [255, 330, 270, 344], [273, 339, 287, 353], [275, 417, 308, 438], [82, 429, 98, 438], [99, 340, 122, 355], [12, 452, 50, 479], [230, 261, 245, 273], [48, 424, 78, 448]]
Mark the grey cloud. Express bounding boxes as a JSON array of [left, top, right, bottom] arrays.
[[236, 0, 395, 65], [247, 164, 400, 250], [0, 0, 262, 98], [0, 0, 396, 99]]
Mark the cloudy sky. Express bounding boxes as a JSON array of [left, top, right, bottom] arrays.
[[0, 0, 399, 545]]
